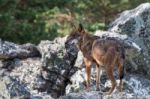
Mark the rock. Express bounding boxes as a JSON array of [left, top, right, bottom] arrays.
[[37, 37, 79, 98], [0, 58, 53, 99], [109, 3, 150, 78], [21, 43, 41, 58], [74, 51, 84, 68], [0, 76, 11, 99], [0, 39, 41, 59], [62, 73, 150, 99], [60, 91, 150, 99], [65, 69, 86, 94], [0, 36, 79, 99], [124, 74, 150, 95], [60, 91, 103, 99]]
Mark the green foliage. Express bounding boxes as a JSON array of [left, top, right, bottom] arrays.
[[0, 0, 72, 44], [89, 23, 105, 31], [0, 0, 149, 44]]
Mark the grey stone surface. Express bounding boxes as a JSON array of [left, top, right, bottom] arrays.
[[37, 37, 79, 98], [62, 73, 150, 99], [0, 58, 54, 99], [60, 91, 150, 99], [0, 39, 40, 59], [0, 36, 79, 99], [109, 3, 150, 78]]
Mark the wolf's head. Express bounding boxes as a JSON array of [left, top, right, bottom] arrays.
[[65, 24, 85, 47]]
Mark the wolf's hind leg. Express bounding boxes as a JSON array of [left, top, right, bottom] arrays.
[[105, 65, 117, 95], [118, 59, 124, 92]]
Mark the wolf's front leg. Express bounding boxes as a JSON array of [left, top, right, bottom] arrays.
[[84, 58, 92, 91], [96, 63, 101, 91]]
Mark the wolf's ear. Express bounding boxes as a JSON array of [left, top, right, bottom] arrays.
[[78, 23, 84, 32]]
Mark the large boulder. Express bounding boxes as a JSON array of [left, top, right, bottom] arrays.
[[64, 68, 150, 99], [109, 3, 150, 78], [0, 36, 79, 99], [37, 37, 78, 98], [0, 58, 54, 99], [60, 89, 150, 99], [0, 39, 41, 59]]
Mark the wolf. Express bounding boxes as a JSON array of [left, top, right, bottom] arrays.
[[65, 24, 125, 95]]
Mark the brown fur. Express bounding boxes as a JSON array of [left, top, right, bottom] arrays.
[[65, 24, 125, 95]]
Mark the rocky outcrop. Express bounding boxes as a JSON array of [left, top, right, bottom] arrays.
[[0, 39, 41, 59], [37, 37, 78, 98], [63, 68, 150, 99], [0, 37, 79, 99], [0, 58, 52, 99], [109, 3, 150, 78], [60, 91, 150, 99]]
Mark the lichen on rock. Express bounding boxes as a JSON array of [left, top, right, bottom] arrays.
[[109, 3, 150, 78]]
